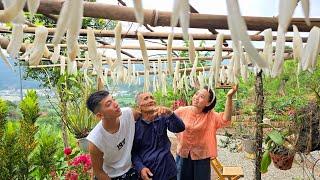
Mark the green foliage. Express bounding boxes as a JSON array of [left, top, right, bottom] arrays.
[[19, 90, 40, 124], [0, 99, 9, 137], [0, 90, 41, 179], [30, 127, 61, 179]]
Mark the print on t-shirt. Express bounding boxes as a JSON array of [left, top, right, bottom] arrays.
[[117, 138, 125, 150]]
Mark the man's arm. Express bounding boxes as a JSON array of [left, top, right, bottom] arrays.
[[89, 142, 111, 180], [156, 106, 185, 133], [131, 108, 141, 121], [223, 85, 238, 121]]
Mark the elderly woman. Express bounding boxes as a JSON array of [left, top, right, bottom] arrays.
[[174, 85, 238, 180]]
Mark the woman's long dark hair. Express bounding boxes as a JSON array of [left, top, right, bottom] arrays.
[[202, 86, 216, 113]]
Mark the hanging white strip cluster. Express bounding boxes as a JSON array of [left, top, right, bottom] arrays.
[[272, 0, 298, 77], [262, 28, 273, 76], [27, 0, 40, 19], [189, 55, 198, 87], [23, 26, 48, 66], [171, 0, 190, 41], [133, 0, 144, 24], [213, 33, 224, 87], [173, 61, 180, 93], [7, 24, 24, 59], [239, 42, 248, 81], [232, 43, 241, 78], [167, 32, 174, 75], [114, 22, 123, 70], [226, 0, 268, 70], [52, 0, 83, 61], [0, 0, 26, 23], [301, 26, 320, 72], [188, 34, 196, 64], [137, 32, 150, 71], [301, 0, 310, 25]]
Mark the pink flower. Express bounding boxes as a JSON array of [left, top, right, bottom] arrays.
[[50, 170, 56, 177], [65, 170, 79, 180], [71, 154, 92, 169], [64, 147, 72, 156]]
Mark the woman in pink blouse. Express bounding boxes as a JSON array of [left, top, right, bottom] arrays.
[[174, 85, 238, 180]]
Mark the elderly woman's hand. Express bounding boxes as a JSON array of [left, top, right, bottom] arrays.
[[227, 84, 238, 98]]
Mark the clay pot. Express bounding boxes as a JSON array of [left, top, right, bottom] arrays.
[[270, 152, 295, 170]]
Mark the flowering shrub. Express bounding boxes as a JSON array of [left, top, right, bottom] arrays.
[[172, 99, 187, 111], [62, 148, 92, 180]]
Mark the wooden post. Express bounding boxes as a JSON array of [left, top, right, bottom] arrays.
[[255, 70, 264, 180]]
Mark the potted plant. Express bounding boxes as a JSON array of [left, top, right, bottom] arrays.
[[260, 124, 296, 173], [59, 73, 97, 152]]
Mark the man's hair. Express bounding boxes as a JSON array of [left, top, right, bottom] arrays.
[[135, 92, 144, 105], [86, 90, 110, 114], [202, 85, 217, 113]]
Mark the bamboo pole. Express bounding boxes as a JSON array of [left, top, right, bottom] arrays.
[[0, 26, 308, 42], [0, 0, 318, 32]]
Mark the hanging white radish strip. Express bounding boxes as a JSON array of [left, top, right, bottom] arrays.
[[97, 76, 105, 91], [87, 28, 100, 68], [2, 0, 25, 24], [7, 24, 23, 59], [52, 0, 70, 45], [171, 0, 189, 41], [127, 58, 133, 83], [179, 0, 190, 41], [238, 42, 248, 81], [301, 26, 320, 72], [226, 0, 268, 69], [188, 34, 196, 64], [0, 47, 13, 70], [60, 56, 66, 75], [143, 70, 150, 92], [0, 0, 26, 23], [161, 72, 167, 95], [114, 22, 123, 70], [50, 45, 61, 64], [66, 0, 83, 61], [301, 0, 310, 26], [189, 55, 198, 87], [227, 55, 235, 83], [157, 58, 163, 89], [137, 32, 150, 71], [29, 26, 48, 66], [68, 41, 80, 61], [43, 45, 52, 58], [173, 61, 180, 93], [213, 33, 224, 86], [262, 28, 273, 72], [133, 0, 144, 24], [272, 0, 297, 77], [67, 57, 77, 75], [197, 72, 204, 89], [27, 0, 40, 19], [167, 32, 174, 75], [292, 25, 303, 73], [232, 43, 240, 77]]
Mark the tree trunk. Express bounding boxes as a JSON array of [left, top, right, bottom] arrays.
[[255, 70, 264, 180]]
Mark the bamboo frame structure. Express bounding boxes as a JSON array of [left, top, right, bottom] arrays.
[[0, 0, 319, 32]]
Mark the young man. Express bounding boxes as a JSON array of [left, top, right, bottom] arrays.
[[86, 90, 140, 180], [132, 92, 185, 180]]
